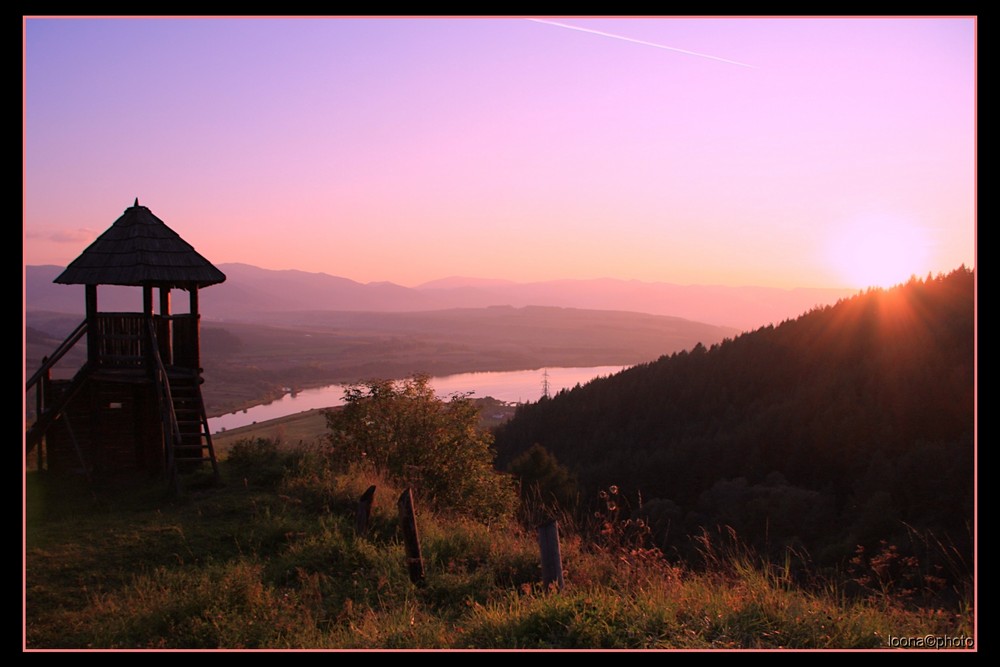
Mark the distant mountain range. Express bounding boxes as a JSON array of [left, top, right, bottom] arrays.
[[25, 263, 857, 332]]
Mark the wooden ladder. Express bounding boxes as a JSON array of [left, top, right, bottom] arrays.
[[166, 369, 220, 481]]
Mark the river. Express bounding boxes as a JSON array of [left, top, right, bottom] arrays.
[[208, 365, 627, 434]]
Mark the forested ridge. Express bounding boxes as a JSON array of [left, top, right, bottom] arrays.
[[494, 268, 974, 575]]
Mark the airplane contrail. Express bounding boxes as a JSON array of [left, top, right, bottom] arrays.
[[528, 18, 756, 69]]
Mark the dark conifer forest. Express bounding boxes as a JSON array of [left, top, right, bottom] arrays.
[[494, 268, 974, 582]]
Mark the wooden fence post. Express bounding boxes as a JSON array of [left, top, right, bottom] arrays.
[[356, 484, 376, 537], [538, 519, 564, 591], [397, 488, 425, 584]]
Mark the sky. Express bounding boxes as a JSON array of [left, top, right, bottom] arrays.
[[23, 17, 976, 290]]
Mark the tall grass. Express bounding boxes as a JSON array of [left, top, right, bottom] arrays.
[[25, 439, 974, 649]]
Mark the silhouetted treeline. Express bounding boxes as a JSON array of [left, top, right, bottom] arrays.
[[494, 268, 974, 580]]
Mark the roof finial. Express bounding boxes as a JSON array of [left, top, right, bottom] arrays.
[[134, 197, 139, 207]]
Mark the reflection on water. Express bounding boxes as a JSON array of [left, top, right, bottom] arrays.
[[209, 366, 626, 433]]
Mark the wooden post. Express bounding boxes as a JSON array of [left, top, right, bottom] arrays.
[[538, 520, 564, 591], [158, 287, 172, 364], [158, 287, 170, 317], [85, 285, 98, 364], [143, 285, 154, 317], [188, 288, 200, 370], [397, 488, 425, 584], [356, 484, 376, 537]]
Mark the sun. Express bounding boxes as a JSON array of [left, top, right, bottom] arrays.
[[825, 214, 931, 290]]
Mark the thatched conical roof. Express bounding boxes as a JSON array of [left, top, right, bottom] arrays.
[[54, 199, 226, 288]]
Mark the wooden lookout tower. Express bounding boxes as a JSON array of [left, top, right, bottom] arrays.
[[26, 199, 227, 489]]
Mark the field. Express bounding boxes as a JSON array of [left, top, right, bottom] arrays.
[[212, 409, 328, 457]]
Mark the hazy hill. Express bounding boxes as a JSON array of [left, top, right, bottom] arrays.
[[23, 263, 434, 318], [414, 276, 857, 332], [194, 306, 738, 416], [25, 263, 856, 331], [24, 266, 147, 314], [25, 263, 743, 416], [203, 263, 429, 315], [494, 268, 975, 571]]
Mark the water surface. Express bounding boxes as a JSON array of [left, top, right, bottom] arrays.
[[209, 365, 626, 433]]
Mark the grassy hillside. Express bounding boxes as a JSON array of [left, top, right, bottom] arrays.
[[24, 451, 973, 649]]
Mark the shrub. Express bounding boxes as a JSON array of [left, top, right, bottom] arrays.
[[325, 375, 517, 523]]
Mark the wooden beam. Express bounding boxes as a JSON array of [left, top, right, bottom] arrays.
[[188, 288, 200, 369], [159, 287, 171, 317], [85, 285, 97, 364], [158, 287, 172, 364]]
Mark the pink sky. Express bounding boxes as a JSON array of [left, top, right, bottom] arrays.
[[23, 17, 976, 289]]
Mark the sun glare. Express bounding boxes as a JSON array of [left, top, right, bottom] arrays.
[[826, 214, 931, 290]]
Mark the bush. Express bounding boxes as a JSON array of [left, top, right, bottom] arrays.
[[325, 375, 517, 523], [225, 437, 297, 487]]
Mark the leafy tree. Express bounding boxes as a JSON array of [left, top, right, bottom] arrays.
[[325, 375, 516, 522]]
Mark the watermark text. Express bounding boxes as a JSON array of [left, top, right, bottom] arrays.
[[886, 634, 974, 649]]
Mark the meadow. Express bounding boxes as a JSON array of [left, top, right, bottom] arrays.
[[24, 438, 973, 650]]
